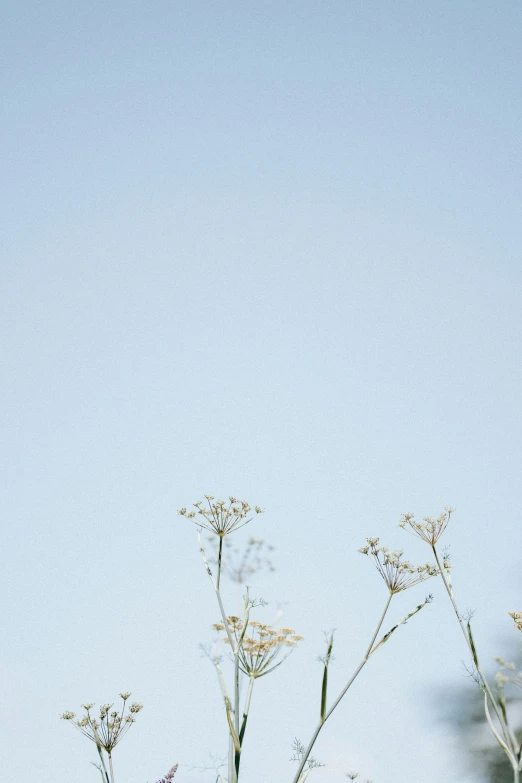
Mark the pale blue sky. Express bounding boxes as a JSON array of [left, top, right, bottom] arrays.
[[2, 2, 521, 782]]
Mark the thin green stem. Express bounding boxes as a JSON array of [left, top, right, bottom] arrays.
[[239, 677, 255, 744], [228, 734, 234, 783], [432, 545, 515, 754], [197, 529, 238, 780], [291, 594, 393, 783], [364, 593, 392, 658], [197, 529, 235, 647], [217, 536, 223, 590], [93, 731, 110, 783], [233, 594, 251, 780]]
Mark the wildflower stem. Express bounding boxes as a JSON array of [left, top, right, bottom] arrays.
[[483, 693, 516, 766], [364, 593, 392, 658], [239, 677, 255, 744], [291, 594, 393, 783], [432, 545, 514, 754], [232, 592, 251, 780], [108, 754, 115, 783], [197, 529, 235, 647], [235, 593, 250, 733], [94, 730, 110, 783], [217, 536, 223, 590], [320, 633, 334, 723], [197, 528, 239, 779], [228, 735, 234, 783]]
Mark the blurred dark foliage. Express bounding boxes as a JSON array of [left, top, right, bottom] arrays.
[[437, 643, 522, 783]]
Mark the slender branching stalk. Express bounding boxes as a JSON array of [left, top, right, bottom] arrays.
[[185, 500, 435, 782], [91, 760, 107, 783], [95, 735, 110, 783], [432, 544, 512, 745], [400, 509, 522, 780], [291, 590, 431, 783]]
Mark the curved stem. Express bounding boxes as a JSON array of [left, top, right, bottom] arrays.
[[432, 545, 515, 755]]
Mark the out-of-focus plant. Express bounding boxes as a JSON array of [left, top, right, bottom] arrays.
[[179, 495, 438, 782], [206, 534, 275, 585], [438, 636, 522, 782], [400, 510, 522, 782]]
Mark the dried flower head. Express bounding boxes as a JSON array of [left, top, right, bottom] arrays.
[[494, 653, 522, 690], [358, 538, 439, 594], [509, 611, 522, 632], [60, 694, 142, 755], [398, 508, 454, 546], [218, 617, 303, 678], [178, 496, 264, 538]]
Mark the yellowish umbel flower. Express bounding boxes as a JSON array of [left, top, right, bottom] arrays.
[[178, 496, 264, 537], [358, 538, 439, 594], [509, 611, 522, 632], [398, 508, 455, 546], [216, 617, 303, 678]]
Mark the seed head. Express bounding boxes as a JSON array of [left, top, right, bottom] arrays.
[[178, 495, 263, 538], [359, 538, 439, 594], [399, 508, 454, 546], [217, 617, 303, 678], [60, 695, 142, 753]]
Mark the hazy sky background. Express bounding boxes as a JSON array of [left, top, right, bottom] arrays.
[[2, 2, 521, 782]]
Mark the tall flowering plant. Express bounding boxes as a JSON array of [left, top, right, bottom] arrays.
[[400, 509, 522, 782], [179, 495, 438, 782]]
